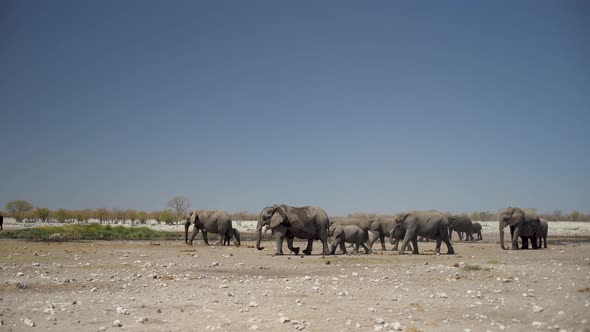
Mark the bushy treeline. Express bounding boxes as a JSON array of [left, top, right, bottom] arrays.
[[348, 209, 590, 222], [1, 200, 261, 225]]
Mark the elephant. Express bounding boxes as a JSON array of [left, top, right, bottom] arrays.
[[255, 204, 330, 256], [330, 217, 373, 253], [184, 210, 239, 246], [447, 215, 474, 241], [471, 222, 483, 241], [366, 216, 397, 250], [329, 224, 371, 254], [498, 207, 542, 250], [223, 227, 241, 246], [389, 211, 455, 255], [537, 219, 548, 248]]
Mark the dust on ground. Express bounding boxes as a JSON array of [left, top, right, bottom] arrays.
[[1, 238, 589, 332]]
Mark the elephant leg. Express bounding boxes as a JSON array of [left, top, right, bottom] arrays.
[[392, 238, 400, 251], [202, 231, 210, 245], [379, 233, 386, 251], [189, 228, 200, 245], [399, 234, 412, 255], [511, 226, 520, 250], [302, 239, 313, 255], [435, 238, 442, 255], [444, 235, 454, 254], [411, 236, 419, 255], [216, 233, 224, 246], [544, 236, 547, 248], [286, 237, 300, 255], [340, 240, 347, 254], [275, 235, 285, 255], [361, 242, 372, 254], [352, 243, 360, 255]]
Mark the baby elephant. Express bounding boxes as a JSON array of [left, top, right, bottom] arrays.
[[329, 224, 372, 255]]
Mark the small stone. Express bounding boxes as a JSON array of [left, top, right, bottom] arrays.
[[249, 325, 259, 330], [16, 282, 28, 289], [368, 307, 376, 312], [531, 321, 543, 328], [113, 319, 122, 327], [136, 317, 148, 324], [374, 318, 385, 324], [391, 321, 402, 331], [438, 292, 448, 298], [98, 327, 107, 331], [249, 301, 258, 307], [155, 308, 162, 313], [304, 275, 312, 280], [90, 287, 98, 292], [116, 306, 129, 315], [280, 317, 290, 323], [24, 318, 35, 327], [532, 304, 543, 313], [17, 272, 24, 277]]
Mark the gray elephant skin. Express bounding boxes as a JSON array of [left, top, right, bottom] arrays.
[[256, 204, 330, 256], [329, 224, 371, 254], [448, 215, 474, 241], [390, 211, 455, 255], [471, 222, 483, 241], [330, 217, 374, 252], [184, 210, 239, 246], [223, 227, 241, 246], [498, 207, 542, 250], [537, 219, 548, 248], [366, 216, 397, 250]]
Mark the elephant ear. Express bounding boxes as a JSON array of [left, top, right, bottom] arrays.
[[507, 208, 524, 227], [269, 205, 287, 228], [189, 210, 198, 223], [333, 226, 343, 239]]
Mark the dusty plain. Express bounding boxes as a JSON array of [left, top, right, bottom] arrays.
[[1, 234, 589, 332]]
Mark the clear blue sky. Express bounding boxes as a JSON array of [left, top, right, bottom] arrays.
[[1, 1, 588, 216]]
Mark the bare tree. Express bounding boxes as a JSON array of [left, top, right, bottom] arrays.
[[167, 196, 191, 219]]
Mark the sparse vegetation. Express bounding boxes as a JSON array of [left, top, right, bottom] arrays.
[[462, 263, 482, 271], [0, 224, 180, 241]]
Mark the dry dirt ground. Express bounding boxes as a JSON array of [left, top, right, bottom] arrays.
[[1, 238, 589, 332]]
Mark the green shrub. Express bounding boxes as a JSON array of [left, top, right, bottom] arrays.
[[0, 224, 180, 241]]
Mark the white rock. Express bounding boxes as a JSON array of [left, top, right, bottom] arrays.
[[113, 319, 122, 327], [531, 321, 543, 328], [532, 304, 543, 313], [391, 321, 403, 330], [438, 292, 448, 298], [249, 325, 259, 330], [24, 318, 35, 327], [303, 275, 312, 280], [136, 317, 148, 324], [280, 317, 290, 323], [17, 272, 24, 277], [90, 287, 98, 292], [249, 301, 258, 307], [374, 326, 383, 331], [116, 306, 129, 315], [374, 318, 385, 324], [368, 307, 376, 312]]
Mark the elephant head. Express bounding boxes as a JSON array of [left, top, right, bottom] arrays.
[[389, 213, 409, 242], [498, 207, 525, 250], [184, 210, 199, 244], [256, 205, 287, 250]]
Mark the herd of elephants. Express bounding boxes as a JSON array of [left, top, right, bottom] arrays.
[[184, 205, 549, 256]]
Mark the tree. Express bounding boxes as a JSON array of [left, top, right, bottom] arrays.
[[35, 207, 51, 223], [570, 210, 581, 221], [5, 200, 34, 222], [167, 196, 191, 218], [95, 208, 111, 224], [137, 210, 148, 224], [159, 209, 178, 225], [54, 208, 69, 223]]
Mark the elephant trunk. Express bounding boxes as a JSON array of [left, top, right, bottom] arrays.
[[500, 222, 508, 250], [255, 218, 264, 250]]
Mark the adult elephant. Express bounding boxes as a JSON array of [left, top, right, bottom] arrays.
[[389, 211, 454, 255], [448, 215, 474, 241], [256, 204, 330, 256], [184, 210, 238, 246], [498, 207, 542, 250]]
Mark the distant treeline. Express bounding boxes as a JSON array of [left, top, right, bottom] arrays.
[[347, 209, 590, 222], [2, 199, 588, 224], [1, 199, 259, 225]]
